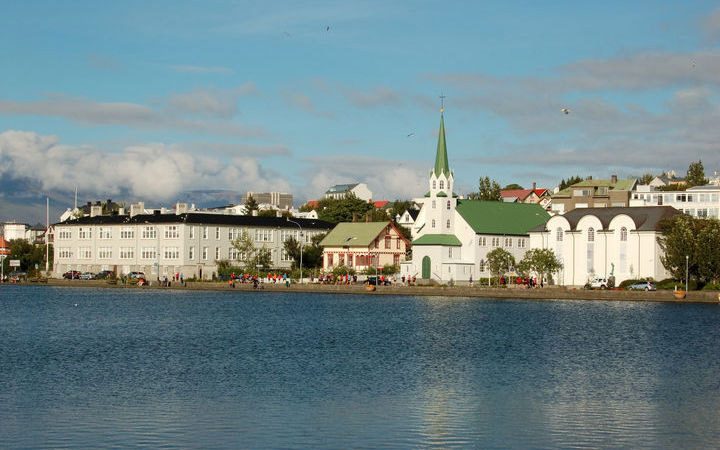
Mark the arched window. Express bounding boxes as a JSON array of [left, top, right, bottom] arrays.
[[587, 227, 594, 242], [446, 219, 450, 228], [620, 227, 627, 241], [446, 200, 451, 210], [439, 180, 444, 189], [479, 259, 485, 272], [432, 219, 436, 228], [432, 180, 436, 189], [556, 227, 563, 241], [432, 200, 436, 209]]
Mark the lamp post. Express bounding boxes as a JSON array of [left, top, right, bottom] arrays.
[[286, 217, 303, 284], [685, 255, 689, 292]]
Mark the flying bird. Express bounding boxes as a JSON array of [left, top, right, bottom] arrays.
[[561, 108, 570, 115], [326, 25, 330, 31], [407, 132, 415, 138]]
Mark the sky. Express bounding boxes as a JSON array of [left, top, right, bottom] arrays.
[[1, 0, 720, 221]]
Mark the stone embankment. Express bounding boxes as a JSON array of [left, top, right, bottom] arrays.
[[14, 278, 720, 304]]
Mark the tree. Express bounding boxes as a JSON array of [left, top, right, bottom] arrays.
[[388, 200, 414, 218], [303, 233, 327, 269], [231, 230, 256, 271], [657, 215, 700, 283], [283, 236, 302, 269], [298, 202, 314, 213], [469, 176, 501, 201], [637, 173, 654, 185], [686, 160, 708, 187], [558, 175, 583, 191], [696, 218, 720, 284], [258, 209, 279, 218], [243, 195, 259, 215], [486, 247, 515, 283], [503, 183, 523, 190], [3, 239, 51, 275], [520, 248, 563, 284], [316, 193, 375, 224]]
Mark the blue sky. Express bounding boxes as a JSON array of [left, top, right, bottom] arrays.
[[1, 0, 720, 214]]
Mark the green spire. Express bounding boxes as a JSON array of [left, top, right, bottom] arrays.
[[433, 111, 450, 177]]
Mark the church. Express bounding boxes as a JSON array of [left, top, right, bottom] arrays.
[[400, 109, 550, 283]]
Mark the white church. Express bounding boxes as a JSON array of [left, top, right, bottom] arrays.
[[400, 109, 550, 283]]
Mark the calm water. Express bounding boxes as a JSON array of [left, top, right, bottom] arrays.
[[1, 286, 720, 448]]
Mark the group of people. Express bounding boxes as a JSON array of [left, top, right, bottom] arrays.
[[499, 276, 543, 288], [227, 272, 290, 288], [157, 273, 184, 287]]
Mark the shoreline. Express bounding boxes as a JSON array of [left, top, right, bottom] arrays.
[[6, 278, 720, 304]]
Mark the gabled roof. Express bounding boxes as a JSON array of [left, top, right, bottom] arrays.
[[412, 234, 462, 246], [326, 183, 359, 194], [531, 206, 681, 232], [455, 200, 550, 236], [501, 188, 549, 201], [554, 178, 637, 197], [373, 200, 390, 208], [55, 213, 333, 230], [319, 222, 390, 247]]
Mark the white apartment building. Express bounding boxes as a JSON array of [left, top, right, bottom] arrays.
[[52, 210, 332, 279], [630, 185, 720, 218]]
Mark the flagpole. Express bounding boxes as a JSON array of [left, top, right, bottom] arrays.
[[45, 197, 49, 273]]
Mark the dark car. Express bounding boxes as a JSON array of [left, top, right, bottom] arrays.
[[93, 270, 114, 279], [63, 270, 81, 279]]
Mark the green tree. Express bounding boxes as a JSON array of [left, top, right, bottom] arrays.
[[657, 214, 699, 284], [3, 239, 51, 275], [503, 183, 523, 190], [469, 176, 501, 201], [257, 209, 279, 218], [636, 173, 654, 185], [316, 193, 375, 224], [283, 236, 302, 269], [243, 195, 259, 215], [686, 160, 708, 187], [231, 230, 256, 271], [486, 247, 515, 283], [558, 175, 583, 190], [520, 248, 563, 284], [388, 200, 414, 218], [303, 233, 327, 268], [298, 202, 314, 212], [695, 218, 720, 284]]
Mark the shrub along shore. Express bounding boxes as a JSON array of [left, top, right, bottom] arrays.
[[12, 278, 720, 304]]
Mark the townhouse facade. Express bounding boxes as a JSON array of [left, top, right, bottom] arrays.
[[52, 211, 332, 279], [550, 175, 637, 214], [630, 185, 720, 219], [320, 221, 410, 273]]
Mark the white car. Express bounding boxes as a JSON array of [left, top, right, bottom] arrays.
[[589, 278, 609, 289]]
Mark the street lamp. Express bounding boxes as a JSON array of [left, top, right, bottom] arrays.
[[286, 217, 303, 284], [685, 255, 689, 292]]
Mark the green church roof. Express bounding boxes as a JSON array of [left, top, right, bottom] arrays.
[[319, 222, 389, 247], [455, 200, 550, 235], [412, 234, 462, 246], [433, 113, 450, 177]]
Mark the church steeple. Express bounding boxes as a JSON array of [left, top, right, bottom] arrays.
[[433, 111, 450, 177]]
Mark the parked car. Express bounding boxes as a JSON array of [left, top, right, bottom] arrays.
[[79, 272, 95, 280], [127, 271, 146, 280], [588, 278, 609, 289], [63, 270, 81, 279], [93, 270, 114, 279], [8, 271, 26, 281], [628, 281, 656, 291]]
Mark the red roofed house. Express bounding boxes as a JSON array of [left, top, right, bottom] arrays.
[[500, 183, 551, 209]]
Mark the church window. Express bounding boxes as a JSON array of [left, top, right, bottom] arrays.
[[432, 200, 436, 209], [432, 219, 436, 228], [479, 259, 485, 272], [432, 180, 436, 189], [446, 219, 450, 228], [439, 180, 444, 189], [446, 200, 450, 210], [620, 227, 628, 241], [556, 228, 563, 242], [448, 247, 453, 258], [588, 227, 594, 242]]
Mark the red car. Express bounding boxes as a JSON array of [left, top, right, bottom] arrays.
[[63, 270, 81, 279]]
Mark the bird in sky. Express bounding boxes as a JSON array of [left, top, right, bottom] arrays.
[[326, 25, 330, 31], [561, 108, 570, 114], [407, 132, 415, 138]]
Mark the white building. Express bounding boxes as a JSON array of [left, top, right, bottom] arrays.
[[400, 110, 550, 283], [52, 207, 332, 279], [324, 183, 373, 202], [630, 185, 720, 218], [1, 222, 29, 241], [528, 206, 680, 286]]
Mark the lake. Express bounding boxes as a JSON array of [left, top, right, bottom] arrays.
[[2, 285, 720, 448]]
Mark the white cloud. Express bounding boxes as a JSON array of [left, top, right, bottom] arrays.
[[162, 84, 257, 118], [703, 7, 720, 41], [284, 91, 334, 118], [0, 130, 292, 200]]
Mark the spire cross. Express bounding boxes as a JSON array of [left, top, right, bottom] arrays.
[[439, 92, 446, 112]]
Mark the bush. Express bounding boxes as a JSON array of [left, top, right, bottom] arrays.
[[701, 282, 720, 291]]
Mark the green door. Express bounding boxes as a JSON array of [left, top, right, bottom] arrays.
[[422, 256, 431, 279]]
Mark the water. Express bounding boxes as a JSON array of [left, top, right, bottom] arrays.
[[2, 286, 720, 448]]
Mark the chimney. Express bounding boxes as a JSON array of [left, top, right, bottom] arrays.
[[611, 174, 618, 183], [130, 202, 145, 218], [118, 207, 125, 215], [90, 205, 102, 217], [175, 203, 188, 214], [532, 182, 536, 191]]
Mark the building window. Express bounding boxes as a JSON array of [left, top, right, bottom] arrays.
[[432, 200, 436, 209], [164, 247, 179, 259], [439, 180, 444, 189], [255, 229, 273, 242], [57, 229, 72, 240], [620, 227, 628, 242], [215, 247, 220, 260], [98, 227, 112, 239], [587, 227, 594, 242], [505, 237, 512, 247], [492, 237, 500, 247], [328, 253, 334, 266], [432, 180, 436, 189], [393, 254, 400, 265], [385, 235, 391, 249], [446, 219, 450, 228], [216, 227, 220, 239], [518, 238, 526, 248], [189, 226, 195, 239], [164, 226, 179, 239], [479, 236, 486, 246], [432, 219, 436, 228], [98, 247, 112, 259], [141, 247, 156, 259], [78, 227, 92, 239], [446, 200, 451, 210], [58, 248, 72, 258], [556, 228, 563, 242], [188, 246, 195, 260], [141, 226, 156, 239], [479, 259, 485, 272], [119, 247, 134, 259], [202, 247, 208, 260], [78, 247, 92, 259], [448, 247, 453, 258], [203, 227, 208, 239], [120, 227, 134, 239], [396, 239, 401, 249]]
